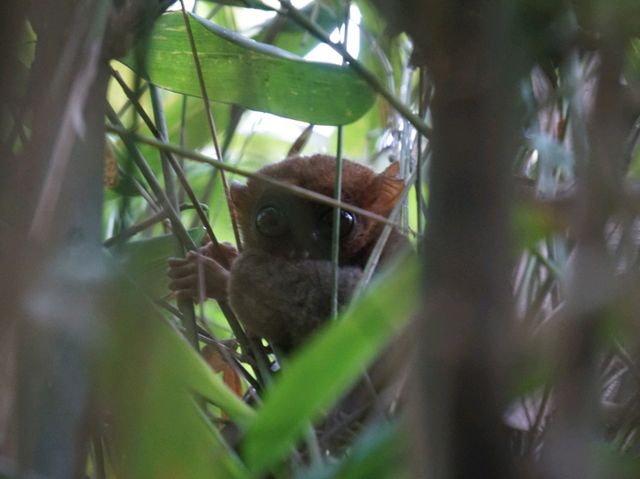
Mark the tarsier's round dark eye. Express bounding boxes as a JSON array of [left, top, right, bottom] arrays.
[[256, 205, 288, 237], [318, 209, 355, 239]]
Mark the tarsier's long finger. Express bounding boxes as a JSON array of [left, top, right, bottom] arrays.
[[175, 289, 201, 301], [168, 257, 189, 267], [167, 261, 197, 279], [168, 275, 198, 291]]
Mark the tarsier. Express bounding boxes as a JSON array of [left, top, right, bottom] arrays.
[[169, 154, 409, 450], [168, 154, 409, 354]]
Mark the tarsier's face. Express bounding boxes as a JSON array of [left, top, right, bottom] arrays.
[[230, 155, 404, 265], [250, 191, 356, 261]]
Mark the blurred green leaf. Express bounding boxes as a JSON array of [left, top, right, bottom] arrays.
[[156, 309, 255, 425], [109, 228, 206, 297], [594, 441, 640, 479], [102, 276, 252, 478], [512, 202, 557, 251], [242, 254, 418, 475], [123, 12, 375, 125], [628, 39, 640, 80]]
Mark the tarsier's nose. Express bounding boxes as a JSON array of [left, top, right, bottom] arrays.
[[287, 249, 310, 260]]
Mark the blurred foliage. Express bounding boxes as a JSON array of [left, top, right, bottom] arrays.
[[5, 0, 640, 478]]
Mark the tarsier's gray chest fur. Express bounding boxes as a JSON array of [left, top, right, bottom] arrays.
[[228, 249, 362, 352]]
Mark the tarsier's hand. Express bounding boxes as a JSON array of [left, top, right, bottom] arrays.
[[167, 241, 238, 302]]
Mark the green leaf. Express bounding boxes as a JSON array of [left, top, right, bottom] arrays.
[[512, 201, 557, 251], [242, 254, 418, 475], [123, 12, 375, 125], [102, 270, 253, 479], [253, 1, 342, 57], [108, 228, 206, 297], [157, 311, 256, 426], [628, 39, 640, 81]]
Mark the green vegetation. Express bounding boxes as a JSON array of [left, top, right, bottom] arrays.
[[2, 0, 640, 478]]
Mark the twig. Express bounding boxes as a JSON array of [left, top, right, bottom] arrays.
[[106, 124, 410, 234], [330, 126, 344, 321], [179, 1, 243, 250], [110, 73, 271, 375], [352, 169, 416, 302], [330, 3, 349, 322], [107, 108, 197, 250], [150, 84, 200, 348], [103, 203, 200, 247], [269, 0, 432, 140], [110, 68, 231, 265], [107, 105, 200, 344], [108, 108, 269, 379]]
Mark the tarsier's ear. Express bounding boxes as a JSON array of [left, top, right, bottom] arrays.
[[368, 162, 404, 215], [230, 181, 249, 218]]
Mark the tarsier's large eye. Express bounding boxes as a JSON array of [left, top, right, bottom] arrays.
[[256, 205, 289, 237], [318, 209, 355, 239]]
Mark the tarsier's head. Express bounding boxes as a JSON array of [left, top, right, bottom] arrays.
[[230, 155, 404, 266]]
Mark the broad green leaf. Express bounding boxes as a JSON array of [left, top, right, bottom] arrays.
[[123, 12, 375, 125], [242, 254, 418, 475], [253, 1, 342, 57], [101, 269, 252, 479], [108, 228, 206, 297], [156, 309, 256, 426]]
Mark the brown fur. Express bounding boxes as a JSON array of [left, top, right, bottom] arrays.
[[227, 155, 407, 351]]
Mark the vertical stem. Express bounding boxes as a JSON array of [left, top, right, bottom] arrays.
[[178, 0, 242, 250], [109, 76, 267, 370], [330, 126, 344, 319], [150, 85, 199, 348], [330, 1, 349, 320], [415, 67, 426, 243]]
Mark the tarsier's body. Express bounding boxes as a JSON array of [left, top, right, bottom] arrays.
[[170, 154, 408, 353]]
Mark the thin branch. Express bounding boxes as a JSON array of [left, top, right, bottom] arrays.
[[111, 107, 261, 375], [107, 107, 197, 250], [268, 0, 432, 140], [110, 68, 231, 265], [116, 83, 147, 118], [353, 169, 417, 302], [179, 1, 242, 250], [108, 109, 270, 380], [155, 298, 262, 391], [108, 105, 201, 345], [106, 124, 411, 234], [150, 83, 200, 348], [330, 126, 344, 320], [415, 66, 428, 243], [330, 2, 349, 321], [103, 203, 201, 247]]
